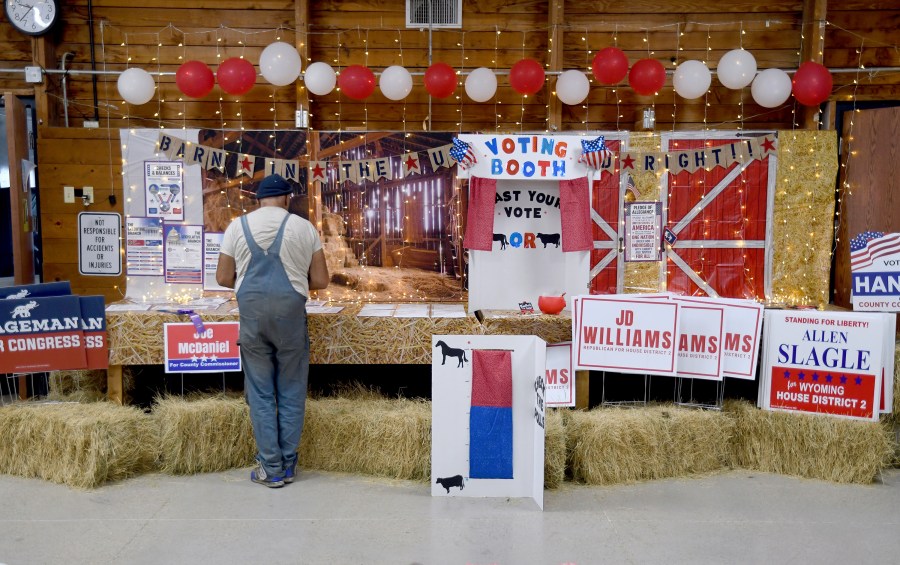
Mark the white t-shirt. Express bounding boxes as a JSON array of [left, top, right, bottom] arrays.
[[220, 207, 323, 297]]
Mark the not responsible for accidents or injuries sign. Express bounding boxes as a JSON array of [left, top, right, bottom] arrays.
[[78, 212, 122, 276]]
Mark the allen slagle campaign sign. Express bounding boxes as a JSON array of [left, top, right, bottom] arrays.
[[758, 310, 893, 422]]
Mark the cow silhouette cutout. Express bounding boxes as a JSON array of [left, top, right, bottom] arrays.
[[536, 232, 560, 248], [435, 340, 468, 367], [492, 233, 508, 250], [436, 475, 465, 493]]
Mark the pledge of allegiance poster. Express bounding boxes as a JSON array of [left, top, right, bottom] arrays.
[[760, 310, 886, 422]]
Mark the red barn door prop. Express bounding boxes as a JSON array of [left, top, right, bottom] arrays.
[[589, 137, 625, 294], [660, 134, 776, 299]]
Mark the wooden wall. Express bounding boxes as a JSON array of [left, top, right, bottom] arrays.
[[0, 0, 891, 301], [37, 128, 124, 302]]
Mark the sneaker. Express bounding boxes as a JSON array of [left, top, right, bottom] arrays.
[[283, 463, 297, 484], [250, 462, 284, 488]]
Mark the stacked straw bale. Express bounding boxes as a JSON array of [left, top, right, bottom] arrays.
[[0, 402, 156, 488], [727, 400, 893, 484], [46, 370, 107, 402], [153, 394, 256, 474], [544, 409, 566, 489], [566, 404, 735, 485], [300, 394, 432, 481]]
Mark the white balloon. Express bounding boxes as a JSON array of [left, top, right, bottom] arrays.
[[379, 65, 413, 101], [304, 62, 336, 96], [717, 49, 757, 89], [751, 68, 792, 108], [673, 60, 711, 99], [555, 70, 590, 105], [117, 68, 156, 105], [259, 42, 302, 86], [465, 67, 497, 102]]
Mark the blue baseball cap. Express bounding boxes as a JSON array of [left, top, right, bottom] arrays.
[[255, 174, 293, 199]]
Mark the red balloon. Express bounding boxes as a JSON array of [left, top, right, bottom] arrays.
[[176, 61, 215, 98], [792, 61, 833, 106], [629, 58, 666, 96], [509, 58, 545, 95], [338, 65, 376, 100], [217, 57, 256, 95], [424, 62, 457, 98], [592, 47, 629, 84]]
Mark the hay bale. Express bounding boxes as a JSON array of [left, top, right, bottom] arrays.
[[567, 404, 734, 485], [153, 394, 256, 474], [727, 400, 893, 484], [47, 370, 107, 399], [0, 402, 157, 488], [300, 396, 432, 480], [544, 408, 566, 489]]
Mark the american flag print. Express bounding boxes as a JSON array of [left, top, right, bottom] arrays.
[[851, 231, 900, 270], [578, 136, 613, 169], [625, 174, 640, 199], [449, 137, 477, 169]]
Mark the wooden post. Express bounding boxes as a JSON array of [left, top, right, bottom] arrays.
[[107, 365, 124, 405], [575, 370, 590, 410], [800, 0, 828, 129], [5, 93, 34, 285], [547, 0, 565, 131]]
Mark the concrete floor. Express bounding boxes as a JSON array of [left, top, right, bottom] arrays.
[[1, 468, 899, 565]]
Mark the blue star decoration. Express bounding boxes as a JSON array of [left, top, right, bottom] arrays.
[[826, 374, 833, 383], [812, 372, 819, 382], [581, 135, 607, 154], [783, 370, 791, 379], [840, 375, 848, 384], [855, 376, 863, 385], [449, 137, 477, 169], [798, 371, 805, 380]]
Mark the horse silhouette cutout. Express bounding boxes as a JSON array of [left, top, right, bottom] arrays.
[[435, 340, 468, 367]]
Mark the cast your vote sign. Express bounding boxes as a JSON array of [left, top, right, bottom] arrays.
[[759, 310, 893, 422], [164, 322, 240, 373]]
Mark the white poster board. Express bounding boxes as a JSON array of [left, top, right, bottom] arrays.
[[758, 309, 889, 422], [203, 232, 229, 291], [78, 212, 122, 276], [545, 342, 575, 407], [572, 295, 681, 376], [468, 179, 589, 313], [431, 334, 547, 510]]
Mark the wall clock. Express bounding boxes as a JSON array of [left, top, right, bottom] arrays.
[[4, 0, 59, 36]]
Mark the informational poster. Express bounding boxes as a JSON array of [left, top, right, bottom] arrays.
[[673, 301, 725, 381], [624, 201, 662, 262], [164, 224, 203, 284], [545, 342, 575, 407], [203, 232, 229, 292], [850, 231, 900, 312], [759, 310, 889, 422], [676, 297, 764, 381], [144, 161, 184, 221], [126, 217, 164, 276], [431, 334, 547, 510], [77, 212, 122, 276], [573, 295, 681, 376], [163, 322, 241, 373]]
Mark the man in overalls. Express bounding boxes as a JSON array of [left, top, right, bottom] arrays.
[[216, 174, 330, 487]]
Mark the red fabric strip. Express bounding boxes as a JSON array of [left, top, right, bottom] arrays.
[[558, 176, 593, 252], [471, 349, 512, 407], [462, 176, 497, 251]]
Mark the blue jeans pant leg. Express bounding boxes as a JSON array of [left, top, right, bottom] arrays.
[[240, 315, 283, 477], [273, 313, 309, 470]]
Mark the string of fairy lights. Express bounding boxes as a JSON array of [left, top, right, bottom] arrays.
[[66, 18, 898, 304]]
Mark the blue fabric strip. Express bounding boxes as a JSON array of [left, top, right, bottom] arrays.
[[469, 405, 513, 479]]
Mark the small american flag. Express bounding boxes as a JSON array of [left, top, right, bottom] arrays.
[[625, 174, 640, 199], [450, 137, 477, 169], [851, 231, 900, 270], [578, 136, 613, 170]]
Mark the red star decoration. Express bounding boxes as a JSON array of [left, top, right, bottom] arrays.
[[311, 163, 325, 179], [240, 156, 252, 171], [405, 155, 419, 171], [760, 137, 776, 154], [621, 154, 635, 169]]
